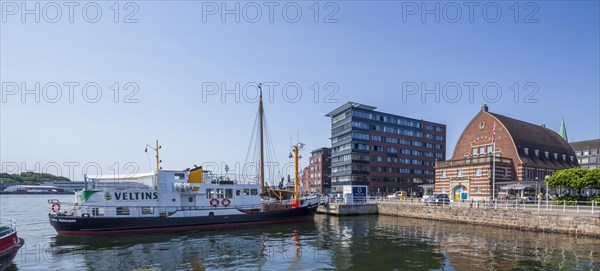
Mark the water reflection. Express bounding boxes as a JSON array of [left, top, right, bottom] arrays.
[[44, 215, 600, 270], [372, 215, 600, 271], [50, 220, 330, 271]]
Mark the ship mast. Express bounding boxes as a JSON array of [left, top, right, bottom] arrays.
[[258, 83, 265, 194], [292, 142, 304, 208], [145, 140, 161, 189]]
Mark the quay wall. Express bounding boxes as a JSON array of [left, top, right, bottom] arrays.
[[317, 203, 378, 215], [377, 203, 600, 237]]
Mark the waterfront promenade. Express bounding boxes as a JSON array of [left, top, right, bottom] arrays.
[[319, 198, 600, 237], [374, 198, 600, 237]]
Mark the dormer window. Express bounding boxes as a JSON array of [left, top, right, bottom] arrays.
[[544, 151, 549, 158], [524, 148, 529, 155], [562, 154, 567, 161], [570, 156, 574, 162], [534, 150, 539, 157], [553, 153, 558, 159]]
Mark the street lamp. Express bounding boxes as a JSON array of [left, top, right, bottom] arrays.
[[544, 175, 550, 206]]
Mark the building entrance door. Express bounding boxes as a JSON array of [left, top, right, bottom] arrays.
[[454, 185, 468, 200]]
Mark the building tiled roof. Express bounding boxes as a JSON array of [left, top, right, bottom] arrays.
[[490, 112, 578, 169], [570, 139, 600, 152]]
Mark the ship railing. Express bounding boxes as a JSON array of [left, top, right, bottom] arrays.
[[47, 199, 79, 215], [0, 218, 16, 237]]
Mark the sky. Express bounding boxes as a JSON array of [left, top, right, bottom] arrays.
[[1, 1, 599, 182]]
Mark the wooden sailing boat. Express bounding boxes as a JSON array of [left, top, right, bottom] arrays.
[[252, 83, 301, 203]]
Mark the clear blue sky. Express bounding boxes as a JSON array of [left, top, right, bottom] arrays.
[[1, 1, 598, 182]]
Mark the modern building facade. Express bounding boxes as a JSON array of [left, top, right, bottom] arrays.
[[302, 147, 332, 194], [570, 139, 600, 169], [435, 105, 579, 201], [326, 102, 446, 195]]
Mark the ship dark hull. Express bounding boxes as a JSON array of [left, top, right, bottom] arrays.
[[49, 203, 318, 235], [0, 238, 24, 271]]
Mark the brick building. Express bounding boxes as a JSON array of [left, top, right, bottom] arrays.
[[326, 102, 446, 195], [301, 147, 332, 194], [435, 105, 578, 201]]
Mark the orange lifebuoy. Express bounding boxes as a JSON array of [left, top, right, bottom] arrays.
[[51, 203, 61, 212], [222, 198, 230, 207], [210, 198, 219, 207]]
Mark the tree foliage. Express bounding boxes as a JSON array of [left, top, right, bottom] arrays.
[[546, 168, 600, 189], [0, 172, 70, 184]]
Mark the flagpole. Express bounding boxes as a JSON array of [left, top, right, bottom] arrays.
[[492, 122, 496, 201]]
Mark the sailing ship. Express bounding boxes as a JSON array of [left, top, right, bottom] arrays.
[[48, 85, 319, 235]]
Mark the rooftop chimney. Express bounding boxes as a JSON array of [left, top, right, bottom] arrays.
[[481, 104, 488, 112], [541, 124, 546, 128]]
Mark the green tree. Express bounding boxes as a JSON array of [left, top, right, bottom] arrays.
[[583, 168, 600, 188], [546, 168, 588, 191]]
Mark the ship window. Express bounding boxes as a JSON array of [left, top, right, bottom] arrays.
[[243, 189, 250, 195], [188, 197, 194, 202], [116, 207, 130, 216], [236, 190, 241, 196], [92, 208, 104, 216], [250, 189, 258, 195], [206, 189, 214, 199], [225, 189, 233, 198], [216, 189, 225, 199], [142, 207, 154, 214]]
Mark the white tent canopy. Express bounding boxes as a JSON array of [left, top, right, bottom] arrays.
[[86, 172, 156, 181], [500, 183, 531, 190]]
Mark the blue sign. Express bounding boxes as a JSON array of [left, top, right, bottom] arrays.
[[352, 186, 367, 203]]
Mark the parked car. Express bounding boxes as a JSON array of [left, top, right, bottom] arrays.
[[386, 191, 408, 199], [424, 194, 450, 205]]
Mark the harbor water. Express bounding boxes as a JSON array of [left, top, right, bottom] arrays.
[[1, 195, 599, 270]]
